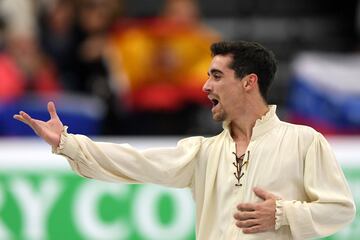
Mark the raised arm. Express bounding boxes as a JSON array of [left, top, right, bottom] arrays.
[[14, 101, 201, 188], [13, 101, 63, 147]]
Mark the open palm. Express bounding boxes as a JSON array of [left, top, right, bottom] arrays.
[[13, 101, 64, 147]]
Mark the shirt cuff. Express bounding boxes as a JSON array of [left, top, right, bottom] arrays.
[[275, 199, 289, 230], [52, 126, 79, 160]]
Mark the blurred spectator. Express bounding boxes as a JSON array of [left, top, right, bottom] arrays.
[[107, 0, 221, 134], [38, 0, 123, 134], [74, 0, 120, 98], [39, 0, 120, 97], [0, 0, 61, 103], [0, 0, 106, 137], [0, 32, 60, 103], [38, 0, 78, 90], [75, 0, 123, 134]]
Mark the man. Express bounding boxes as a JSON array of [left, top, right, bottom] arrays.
[[14, 41, 355, 239]]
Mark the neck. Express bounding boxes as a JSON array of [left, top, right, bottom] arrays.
[[230, 102, 269, 142]]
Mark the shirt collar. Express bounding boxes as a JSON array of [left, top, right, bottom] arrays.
[[222, 105, 280, 141]]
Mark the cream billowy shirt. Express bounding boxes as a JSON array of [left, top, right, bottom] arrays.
[[54, 105, 355, 239]]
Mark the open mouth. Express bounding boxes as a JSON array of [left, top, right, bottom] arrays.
[[211, 99, 219, 107]]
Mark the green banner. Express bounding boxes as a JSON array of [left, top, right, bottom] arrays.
[[0, 168, 358, 240], [0, 172, 195, 240]]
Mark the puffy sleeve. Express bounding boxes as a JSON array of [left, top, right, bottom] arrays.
[[53, 127, 202, 188], [275, 132, 356, 239]]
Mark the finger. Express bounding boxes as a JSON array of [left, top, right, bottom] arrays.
[[19, 111, 41, 134], [242, 225, 265, 234], [48, 101, 59, 119], [234, 211, 256, 221], [253, 187, 278, 200], [19, 111, 33, 125], [237, 203, 256, 212], [13, 114, 26, 123], [235, 219, 258, 228]]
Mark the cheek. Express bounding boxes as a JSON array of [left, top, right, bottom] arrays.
[[222, 92, 243, 109]]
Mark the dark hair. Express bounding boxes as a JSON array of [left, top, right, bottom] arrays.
[[210, 41, 277, 102]]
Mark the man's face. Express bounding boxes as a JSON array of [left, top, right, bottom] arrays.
[[203, 54, 245, 122]]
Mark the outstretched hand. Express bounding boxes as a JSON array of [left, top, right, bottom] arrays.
[[13, 101, 64, 148], [234, 187, 280, 234]]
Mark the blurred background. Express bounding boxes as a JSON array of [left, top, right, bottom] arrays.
[[0, 0, 360, 239]]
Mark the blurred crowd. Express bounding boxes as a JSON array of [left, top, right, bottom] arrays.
[[0, 0, 221, 135], [1, 0, 360, 136]]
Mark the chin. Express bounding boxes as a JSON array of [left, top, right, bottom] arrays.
[[212, 113, 226, 122]]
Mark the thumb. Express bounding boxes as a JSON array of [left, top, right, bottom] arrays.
[[48, 101, 59, 119], [253, 187, 279, 200]]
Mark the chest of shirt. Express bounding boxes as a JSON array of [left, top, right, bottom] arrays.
[[213, 131, 309, 202]]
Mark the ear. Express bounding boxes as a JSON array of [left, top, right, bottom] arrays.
[[243, 73, 258, 90]]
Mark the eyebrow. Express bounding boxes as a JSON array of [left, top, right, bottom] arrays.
[[208, 69, 224, 76]]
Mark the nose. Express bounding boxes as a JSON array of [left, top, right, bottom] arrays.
[[202, 79, 211, 93]]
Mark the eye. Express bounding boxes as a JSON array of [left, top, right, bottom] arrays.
[[213, 74, 221, 80]]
